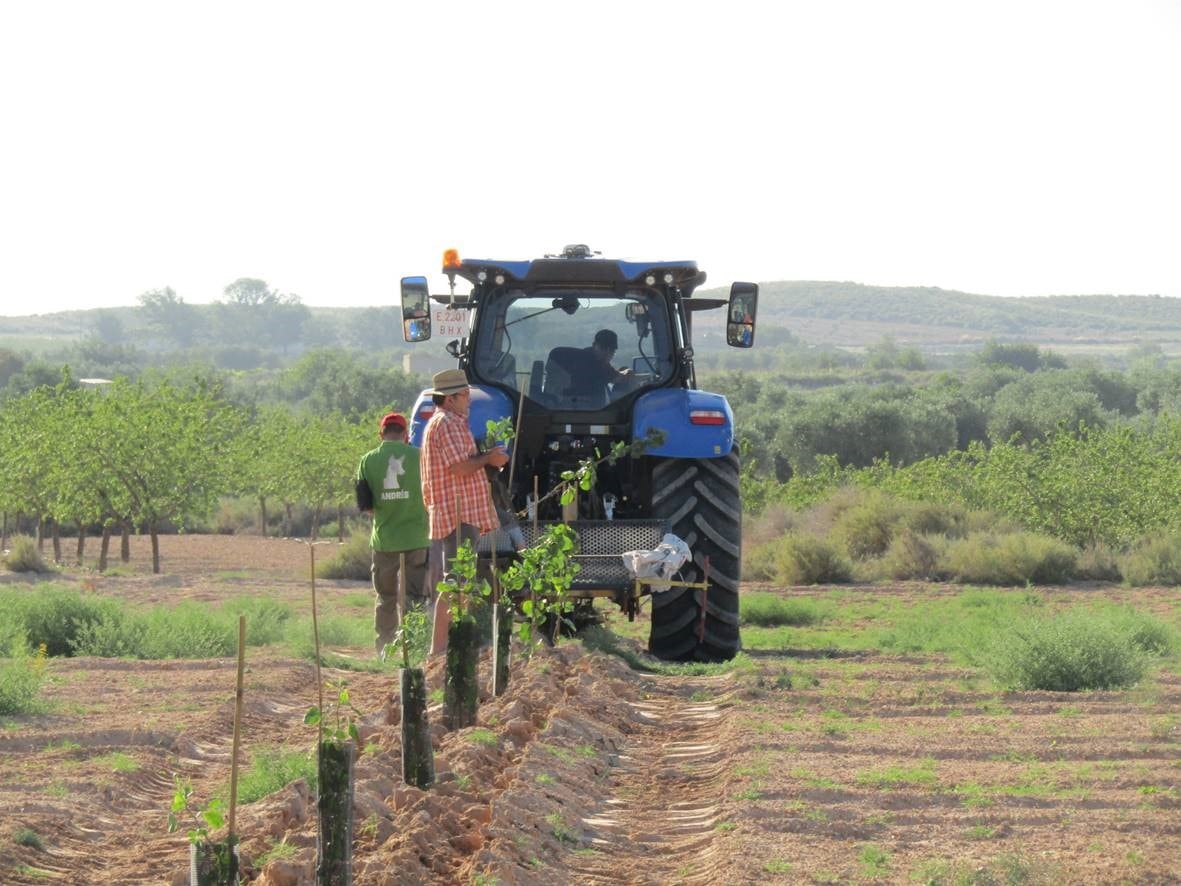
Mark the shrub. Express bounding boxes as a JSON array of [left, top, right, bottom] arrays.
[[316, 533, 371, 581], [1074, 542, 1123, 582], [740, 593, 832, 627], [877, 529, 943, 581], [743, 503, 797, 549], [4, 535, 50, 573], [1119, 533, 1181, 586], [983, 608, 1150, 691], [768, 534, 851, 585], [742, 541, 778, 581], [901, 501, 968, 538], [0, 626, 47, 715], [943, 532, 1076, 585], [832, 492, 902, 560], [1099, 605, 1178, 657], [0, 587, 119, 657], [211, 496, 262, 535]]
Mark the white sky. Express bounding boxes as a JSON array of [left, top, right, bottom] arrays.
[[1, 0, 1178, 316]]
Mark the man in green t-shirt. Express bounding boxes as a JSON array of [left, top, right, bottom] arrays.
[[355, 411, 429, 655]]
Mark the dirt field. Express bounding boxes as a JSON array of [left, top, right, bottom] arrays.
[[1, 535, 1179, 884]]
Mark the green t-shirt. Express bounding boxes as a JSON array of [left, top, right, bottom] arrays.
[[356, 440, 428, 552]]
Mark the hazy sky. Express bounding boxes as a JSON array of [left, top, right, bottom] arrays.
[[1, 1, 1178, 316]]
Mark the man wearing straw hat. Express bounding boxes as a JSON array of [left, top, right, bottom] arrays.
[[420, 368, 509, 655], [355, 411, 429, 655]]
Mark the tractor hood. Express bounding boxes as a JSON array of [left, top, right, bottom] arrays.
[[445, 253, 707, 297]]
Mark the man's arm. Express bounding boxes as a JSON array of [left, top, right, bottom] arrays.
[[450, 447, 509, 477], [436, 417, 509, 478], [355, 476, 374, 514]]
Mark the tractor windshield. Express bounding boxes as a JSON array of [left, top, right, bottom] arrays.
[[471, 288, 675, 410]]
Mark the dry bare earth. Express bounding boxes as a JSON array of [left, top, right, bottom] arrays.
[[0, 535, 1179, 884]]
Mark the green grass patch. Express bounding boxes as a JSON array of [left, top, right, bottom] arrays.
[[230, 746, 316, 804], [14, 828, 43, 849], [92, 751, 139, 773], [740, 593, 834, 627], [856, 759, 938, 789], [466, 728, 498, 747]]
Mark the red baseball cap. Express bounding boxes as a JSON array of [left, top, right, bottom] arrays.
[[379, 412, 407, 432]]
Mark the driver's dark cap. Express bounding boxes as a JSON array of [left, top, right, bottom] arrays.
[[594, 329, 618, 350]]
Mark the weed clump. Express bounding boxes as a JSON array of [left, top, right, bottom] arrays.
[[1119, 533, 1181, 586], [316, 533, 371, 581], [766, 534, 852, 585], [944, 532, 1076, 585], [4, 536, 50, 573], [0, 625, 48, 715], [0, 586, 117, 657], [740, 593, 832, 627], [983, 608, 1155, 691], [877, 529, 944, 581]]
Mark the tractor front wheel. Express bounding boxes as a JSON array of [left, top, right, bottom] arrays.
[[648, 451, 742, 662]]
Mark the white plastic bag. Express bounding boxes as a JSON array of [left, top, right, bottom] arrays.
[[620, 533, 691, 590]]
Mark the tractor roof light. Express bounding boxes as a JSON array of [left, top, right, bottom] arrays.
[[443, 248, 462, 270], [645, 274, 656, 285], [494, 274, 505, 285], [689, 409, 726, 426], [663, 272, 674, 284], [477, 270, 488, 282]]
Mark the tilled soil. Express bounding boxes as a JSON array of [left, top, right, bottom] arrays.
[[1, 535, 1180, 884]]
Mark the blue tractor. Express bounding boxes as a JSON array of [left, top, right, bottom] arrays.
[[400, 245, 759, 662]]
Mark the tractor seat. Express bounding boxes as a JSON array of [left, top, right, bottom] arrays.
[[543, 346, 608, 408]]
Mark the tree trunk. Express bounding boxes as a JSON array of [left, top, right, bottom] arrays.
[[51, 519, 62, 563], [149, 521, 161, 574], [283, 503, 293, 537], [76, 526, 85, 566], [1, 512, 7, 551], [121, 520, 131, 563], [401, 668, 435, 789], [493, 602, 513, 696], [337, 505, 345, 543], [443, 615, 480, 730], [258, 496, 268, 537], [99, 525, 111, 572], [37, 515, 45, 551], [316, 740, 354, 885]]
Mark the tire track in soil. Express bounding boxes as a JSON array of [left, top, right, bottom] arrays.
[[568, 677, 734, 885]]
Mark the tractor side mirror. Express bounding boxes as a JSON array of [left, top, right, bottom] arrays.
[[401, 276, 432, 342], [726, 282, 758, 348]]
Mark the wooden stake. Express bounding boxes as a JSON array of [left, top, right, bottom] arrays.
[[506, 382, 527, 496], [228, 615, 246, 841], [310, 543, 323, 745]]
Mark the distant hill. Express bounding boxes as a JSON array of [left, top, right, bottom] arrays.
[[3, 285, 1179, 356], [693, 282, 1180, 352]]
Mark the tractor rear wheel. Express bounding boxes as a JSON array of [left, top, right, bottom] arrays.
[[648, 451, 742, 662]]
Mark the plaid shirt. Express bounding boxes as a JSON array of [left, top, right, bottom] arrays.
[[421, 407, 500, 539]]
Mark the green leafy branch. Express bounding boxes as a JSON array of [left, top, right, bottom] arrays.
[[435, 539, 492, 621], [528, 428, 667, 513], [498, 523, 580, 655], [167, 776, 226, 845], [304, 680, 362, 745], [381, 609, 431, 670]]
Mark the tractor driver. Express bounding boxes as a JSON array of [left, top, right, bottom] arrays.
[[584, 329, 633, 392]]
